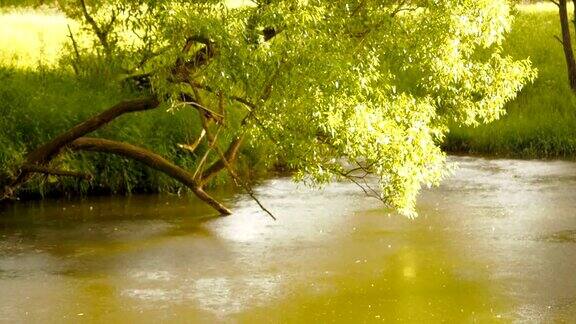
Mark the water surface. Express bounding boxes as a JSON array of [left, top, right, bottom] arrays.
[[0, 156, 575, 322]]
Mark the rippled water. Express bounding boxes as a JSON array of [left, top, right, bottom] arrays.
[[0, 156, 575, 322]]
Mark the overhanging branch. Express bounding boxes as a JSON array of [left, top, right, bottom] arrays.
[[1, 97, 160, 200], [27, 97, 160, 164], [69, 137, 232, 215]]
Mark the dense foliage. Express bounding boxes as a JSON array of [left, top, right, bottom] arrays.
[[55, 0, 536, 216]]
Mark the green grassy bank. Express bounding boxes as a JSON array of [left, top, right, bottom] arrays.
[[444, 3, 576, 158]]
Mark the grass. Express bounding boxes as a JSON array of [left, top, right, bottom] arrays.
[[443, 2, 576, 158]]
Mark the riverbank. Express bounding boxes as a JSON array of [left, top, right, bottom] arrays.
[[0, 3, 574, 200], [443, 3, 576, 158]]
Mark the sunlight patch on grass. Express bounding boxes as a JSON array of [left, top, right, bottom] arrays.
[[0, 8, 73, 68]]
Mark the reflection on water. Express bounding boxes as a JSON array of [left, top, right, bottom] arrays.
[[0, 156, 575, 322]]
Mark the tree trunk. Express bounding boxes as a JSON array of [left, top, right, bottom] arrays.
[[573, 0, 576, 35], [559, 0, 576, 92]]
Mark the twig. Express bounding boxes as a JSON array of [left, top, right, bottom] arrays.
[[361, 177, 382, 201], [177, 129, 206, 154], [191, 83, 258, 110], [554, 35, 565, 45], [183, 101, 225, 122], [335, 165, 385, 204], [233, 177, 277, 220], [67, 24, 81, 75], [192, 126, 221, 180], [194, 88, 277, 220]]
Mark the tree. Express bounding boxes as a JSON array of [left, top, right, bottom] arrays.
[[0, 0, 535, 217], [552, 0, 576, 92]]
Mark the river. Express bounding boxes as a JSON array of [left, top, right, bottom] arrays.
[[0, 156, 575, 322]]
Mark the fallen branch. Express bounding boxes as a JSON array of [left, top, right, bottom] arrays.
[[0, 30, 242, 216]]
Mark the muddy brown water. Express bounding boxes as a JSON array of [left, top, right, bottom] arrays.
[[0, 156, 575, 322]]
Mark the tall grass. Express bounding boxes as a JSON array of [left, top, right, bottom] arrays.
[[444, 3, 576, 158]]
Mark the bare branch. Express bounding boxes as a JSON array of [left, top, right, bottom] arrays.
[[78, 0, 111, 55], [191, 83, 257, 111], [69, 137, 232, 215], [103, 8, 117, 35], [361, 177, 382, 200], [67, 24, 81, 75], [209, 139, 276, 221], [177, 129, 205, 154], [239, 180, 277, 220], [554, 35, 564, 45], [390, 0, 409, 17], [188, 84, 279, 146], [194, 89, 276, 220], [342, 173, 385, 203], [192, 126, 222, 180], [186, 101, 225, 122], [69, 138, 196, 187], [200, 136, 244, 182], [28, 97, 160, 165]]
